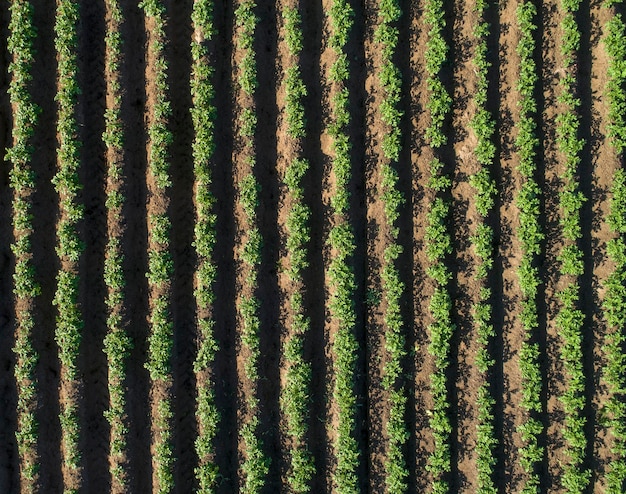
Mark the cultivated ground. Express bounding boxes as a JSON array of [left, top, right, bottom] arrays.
[[0, 0, 623, 492]]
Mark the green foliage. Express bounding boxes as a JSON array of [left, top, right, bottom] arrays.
[[7, 1, 41, 485], [190, 1, 220, 489], [375, 1, 403, 163], [280, 6, 316, 489], [102, 6, 130, 481], [233, 1, 270, 489], [327, 2, 360, 491], [241, 417, 270, 494], [602, 9, 626, 482], [553, 1, 591, 489], [512, 3, 546, 489], [604, 13, 626, 153], [424, 0, 451, 148], [235, 1, 258, 96], [424, 155, 455, 492], [53, 2, 85, 488], [140, 2, 176, 491]]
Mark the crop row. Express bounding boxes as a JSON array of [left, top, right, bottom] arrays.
[[190, 0, 220, 492], [424, 158, 454, 494], [326, 1, 360, 492], [468, 1, 498, 493], [602, 2, 626, 491], [514, 3, 544, 492], [424, 0, 452, 149], [423, 0, 454, 492], [234, 2, 270, 491], [374, 1, 409, 493], [280, 5, 315, 493], [53, 2, 84, 491], [555, 0, 590, 491], [7, 0, 40, 490], [139, 1, 175, 492], [102, 0, 132, 490]]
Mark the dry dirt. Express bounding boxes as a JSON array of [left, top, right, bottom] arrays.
[[1, 0, 623, 492]]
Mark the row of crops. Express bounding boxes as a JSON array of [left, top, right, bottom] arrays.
[[4, 0, 626, 493]]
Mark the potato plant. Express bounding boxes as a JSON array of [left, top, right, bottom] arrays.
[[425, 158, 454, 494], [280, 5, 316, 493], [7, 0, 40, 488], [554, 0, 591, 491], [375, 0, 409, 492], [53, 1, 84, 489], [515, 3, 544, 491], [469, 1, 498, 492], [327, 1, 360, 492], [102, 0, 132, 489], [190, 0, 220, 491], [234, 2, 270, 491], [139, 0, 175, 491], [602, 4, 626, 490]]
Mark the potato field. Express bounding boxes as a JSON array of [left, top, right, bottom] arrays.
[[2, 0, 626, 492]]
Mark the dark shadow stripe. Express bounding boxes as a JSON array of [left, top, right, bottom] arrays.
[[78, 0, 110, 489], [163, 0, 199, 490], [254, 0, 282, 491], [210, 1, 238, 490], [118, 0, 151, 491], [30, 0, 63, 489], [299, 0, 328, 490]]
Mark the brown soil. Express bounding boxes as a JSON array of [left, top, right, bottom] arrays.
[[1, 0, 625, 492], [450, 0, 485, 491], [495, 0, 527, 490], [409, 1, 436, 490], [275, 0, 298, 485], [542, 0, 570, 488], [588, 1, 620, 491], [318, 0, 339, 490]]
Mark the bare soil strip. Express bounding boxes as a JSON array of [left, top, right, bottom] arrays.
[[540, 0, 569, 489], [450, 0, 484, 490], [438, 2, 463, 490], [117, 1, 151, 491], [78, 0, 111, 489], [494, 0, 526, 489], [163, 0, 200, 490], [588, 2, 622, 490], [318, 1, 337, 490], [275, 1, 292, 486]]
